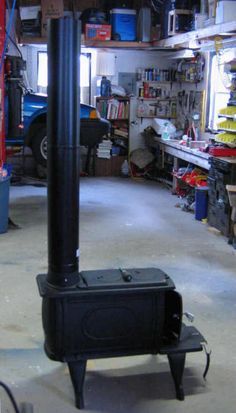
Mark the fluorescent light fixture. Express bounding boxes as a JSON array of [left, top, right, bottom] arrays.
[[96, 52, 116, 76], [166, 49, 195, 59]]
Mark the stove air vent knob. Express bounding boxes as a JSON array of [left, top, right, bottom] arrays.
[[120, 269, 133, 282]]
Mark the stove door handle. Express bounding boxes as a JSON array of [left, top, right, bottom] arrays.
[[123, 273, 132, 282]]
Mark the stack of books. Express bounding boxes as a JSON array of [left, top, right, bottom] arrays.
[[113, 127, 128, 138], [97, 139, 113, 159]]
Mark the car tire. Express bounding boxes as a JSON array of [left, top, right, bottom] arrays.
[[31, 126, 47, 167]]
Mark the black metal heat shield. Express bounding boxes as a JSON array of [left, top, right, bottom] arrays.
[[37, 267, 183, 362]]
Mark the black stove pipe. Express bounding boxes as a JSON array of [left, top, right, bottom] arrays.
[[47, 17, 80, 288]]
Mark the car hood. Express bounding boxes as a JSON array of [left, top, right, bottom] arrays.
[[24, 93, 97, 119], [24, 93, 48, 109]]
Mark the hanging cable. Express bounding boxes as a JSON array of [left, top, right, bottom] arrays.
[[6, 31, 23, 59], [0, 381, 21, 413], [150, 0, 164, 13]]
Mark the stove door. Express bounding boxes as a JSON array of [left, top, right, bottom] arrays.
[[61, 290, 166, 359]]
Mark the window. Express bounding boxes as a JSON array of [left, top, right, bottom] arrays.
[[208, 49, 235, 130], [37, 51, 91, 103], [37, 51, 48, 92], [80, 53, 91, 105]]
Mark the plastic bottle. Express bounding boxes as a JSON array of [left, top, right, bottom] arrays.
[[171, 102, 177, 118], [161, 123, 170, 140], [100, 76, 111, 97], [121, 159, 129, 177]]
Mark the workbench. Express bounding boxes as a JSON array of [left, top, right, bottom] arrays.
[[145, 134, 236, 192]]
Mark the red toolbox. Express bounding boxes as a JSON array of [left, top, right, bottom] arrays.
[[85, 24, 111, 40], [209, 147, 236, 157]]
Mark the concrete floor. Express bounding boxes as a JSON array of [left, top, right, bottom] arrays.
[[1, 177, 236, 413]]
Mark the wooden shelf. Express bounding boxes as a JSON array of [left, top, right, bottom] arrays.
[[137, 115, 176, 119], [138, 97, 176, 101], [96, 96, 130, 101], [153, 20, 236, 48], [111, 134, 128, 139], [176, 79, 200, 83], [19, 37, 152, 49], [107, 118, 129, 122], [19, 36, 47, 44], [20, 21, 236, 50], [108, 118, 128, 121], [83, 40, 151, 49], [137, 80, 172, 84]]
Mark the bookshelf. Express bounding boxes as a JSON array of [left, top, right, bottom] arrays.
[[96, 96, 130, 120], [96, 96, 130, 154]]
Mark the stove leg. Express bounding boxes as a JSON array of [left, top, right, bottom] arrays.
[[167, 353, 186, 401], [68, 360, 87, 409]]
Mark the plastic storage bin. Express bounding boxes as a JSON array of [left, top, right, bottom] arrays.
[[110, 9, 136, 41], [195, 187, 208, 221], [0, 177, 10, 234]]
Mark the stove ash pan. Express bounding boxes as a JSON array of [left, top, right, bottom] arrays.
[[37, 267, 207, 409]]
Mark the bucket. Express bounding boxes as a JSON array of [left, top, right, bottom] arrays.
[[195, 187, 208, 221], [0, 177, 10, 234]]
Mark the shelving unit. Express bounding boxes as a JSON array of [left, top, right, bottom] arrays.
[[136, 100, 177, 119], [175, 60, 203, 84], [95, 96, 130, 155], [137, 79, 173, 98], [136, 76, 176, 119], [96, 96, 130, 120], [216, 99, 236, 147]]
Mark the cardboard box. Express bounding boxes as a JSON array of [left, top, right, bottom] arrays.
[[41, 0, 64, 37], [85, 24, 111, 41], [215, 1, 236, 24], [20, 6, 41, 20], [95, 156, 126, 176]]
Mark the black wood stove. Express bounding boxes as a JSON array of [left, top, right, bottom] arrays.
[[37, 17, 208, 410]]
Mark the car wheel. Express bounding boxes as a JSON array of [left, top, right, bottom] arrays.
[[31, 126, 47, 167]]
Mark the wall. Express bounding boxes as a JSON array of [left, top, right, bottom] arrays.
[[169, 52, 209, 140], [89, 49, 174, 151], [22, 46, 172, 151], [88, 49, 170, 101], [21, 45, 209, 151], [19, 44, 47, 92]]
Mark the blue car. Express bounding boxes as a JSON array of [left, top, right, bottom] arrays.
[[6, 92, 110, 167]]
